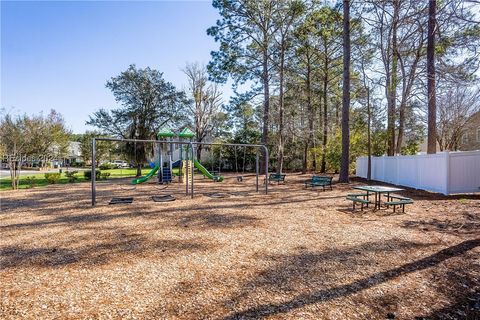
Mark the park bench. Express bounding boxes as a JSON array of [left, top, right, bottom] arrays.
[[346, 193, 371, 211], [384, 194, 413, 213], [305, 175, 333, 191], [268, 173, 286, 184]]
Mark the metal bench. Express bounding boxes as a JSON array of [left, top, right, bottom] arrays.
[[268, 173, 286, 184], [384, 194, 411, 201], [346, 193, 370, 211], [305, 176, 333, 191], [384, 195, 413, 213]]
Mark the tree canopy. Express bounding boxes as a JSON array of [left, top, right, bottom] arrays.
[[87, 64, 189, 175]]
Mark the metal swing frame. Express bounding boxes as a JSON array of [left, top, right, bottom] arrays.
[[91, 137, 269, 206]]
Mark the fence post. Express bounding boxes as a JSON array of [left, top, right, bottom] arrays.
[[382, 156, 386, 182], [395, 156, 399, 185], [445, 152, 450, 195], [415, 155, 420, 190]]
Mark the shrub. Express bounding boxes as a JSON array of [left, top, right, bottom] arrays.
[[44, 173, 61, 184], [99, 163, 114, 170], [84, 170, 101, 180], [100, 172, 111, 180], [71, 161, 85, 168], [65, 170, 78, 183], [25, 176, 36, 188]]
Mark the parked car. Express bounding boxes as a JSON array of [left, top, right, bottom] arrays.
[[111, 160, 130, 168]]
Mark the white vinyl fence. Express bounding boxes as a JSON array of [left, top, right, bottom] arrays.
[[356, 151, 480, 195]]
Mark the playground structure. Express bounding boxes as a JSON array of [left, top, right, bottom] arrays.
[[90, 130, 269, 205], [130, 127, 203, 185]]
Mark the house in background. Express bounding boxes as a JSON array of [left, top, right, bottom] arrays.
[[64, 141, 82, 166], [459, 111, 480, 151], [51, 141, 82, 168]]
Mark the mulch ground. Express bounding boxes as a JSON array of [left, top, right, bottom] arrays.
[[1, 173, 479, 319]]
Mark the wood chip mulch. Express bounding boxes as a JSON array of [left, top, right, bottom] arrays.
[[1, 173, 479, 319]]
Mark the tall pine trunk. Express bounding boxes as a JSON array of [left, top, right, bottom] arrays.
[[321, 67, 328, 173], [387, 1, 399, 156], [367, 87, 372, 181], [339, 0, 350, 183], [261, 42, 270, 174], [304, 63, 314, 174], [427, 0, 437, 154], [277, 48, 285, 173]]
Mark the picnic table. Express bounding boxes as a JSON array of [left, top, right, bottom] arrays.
[[352, 185, 404, 210]]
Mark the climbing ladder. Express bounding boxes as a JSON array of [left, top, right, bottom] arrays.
[[162, 167, 172, 183], [182, 160, 193, 184]]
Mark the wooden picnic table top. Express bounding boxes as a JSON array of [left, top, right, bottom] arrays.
[[352, 185, 404, 193]]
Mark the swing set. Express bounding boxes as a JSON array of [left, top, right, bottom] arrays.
[[90, 137, 269, 206]]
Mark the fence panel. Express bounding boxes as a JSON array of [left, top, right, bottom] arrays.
[[356, 151, 480, 195], [449, 151, 480, 194], [396, 156, 418, 187], [356, 157, 367, 178]]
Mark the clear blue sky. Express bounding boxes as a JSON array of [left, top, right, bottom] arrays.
[[1, 0, 229, 133]]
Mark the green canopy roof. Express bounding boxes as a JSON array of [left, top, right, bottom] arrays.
[[157, 128, 176, 138], [178, 127, 195, 138]]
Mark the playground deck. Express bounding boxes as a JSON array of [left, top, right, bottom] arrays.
[[1, 173, 479, 319]]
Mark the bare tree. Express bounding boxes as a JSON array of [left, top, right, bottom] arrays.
[[183, 63, 223, 159], [436, 84, 480, 151], [395, 2, 428, 153], [368, 0, 400, 156]]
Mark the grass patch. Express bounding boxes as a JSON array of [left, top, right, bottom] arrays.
[[0, 168, 157, 191]]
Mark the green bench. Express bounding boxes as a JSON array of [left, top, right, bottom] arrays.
[[305, 175, 333, 191], [384, 195, 413, 213], [346, 193, 371, 211], [268, 173, 286, 184]]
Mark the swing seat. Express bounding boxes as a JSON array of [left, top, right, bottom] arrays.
[[152, 195, 175, 202], [206, 192, 229, 198], [109, 197, 133, 204]]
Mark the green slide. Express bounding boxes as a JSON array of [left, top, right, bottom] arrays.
[[131, 165, 159, 184], [193, 160, 223, 182]]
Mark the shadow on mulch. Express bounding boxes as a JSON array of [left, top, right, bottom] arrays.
[[0, 234, 213, 270], [417, 291, 480, 320], [0, 191, 333, 232], [176, 212, 261, 230], [401, 212, 480, 236], [222, 238, 480, 319]]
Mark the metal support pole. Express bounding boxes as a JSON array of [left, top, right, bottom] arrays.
[[179, 138, 183, 182], [169, 138, 173, 180], [158, 142, 162, 183], [263, 146, 269, 194], [255, 150, 259, 192], [91, 138, 96, 206], [185, 156, 189, 196], [190, 142, 194, 199]]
